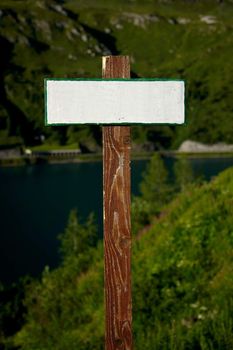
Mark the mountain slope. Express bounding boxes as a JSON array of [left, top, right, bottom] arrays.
[[0, 0, 233, 149], [15, 167, 233, 349]]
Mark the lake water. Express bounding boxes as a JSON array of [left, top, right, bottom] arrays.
[[0, 157, 233, 284]]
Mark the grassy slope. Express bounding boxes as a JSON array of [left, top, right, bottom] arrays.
[[0, 0, 233, 149], [15, 166, 233, 349]]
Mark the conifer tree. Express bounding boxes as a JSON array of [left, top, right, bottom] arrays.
[[140, 153, 172, 213], [58, 209, 97, 271], [174, 157, 194, 192]]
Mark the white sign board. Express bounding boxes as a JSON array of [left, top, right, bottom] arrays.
[[45, 79, 185, 125]]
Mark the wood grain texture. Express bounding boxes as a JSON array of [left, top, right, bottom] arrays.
[[103, 56, 133, 350]]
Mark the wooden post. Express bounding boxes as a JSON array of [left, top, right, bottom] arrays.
[[102, 56, 133, 350], [46, 55, 184, 350]]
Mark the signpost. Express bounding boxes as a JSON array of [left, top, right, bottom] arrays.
[[45, 55, 185, 350]]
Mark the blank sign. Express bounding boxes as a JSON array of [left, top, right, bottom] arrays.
[[45, 79, 185, 125]]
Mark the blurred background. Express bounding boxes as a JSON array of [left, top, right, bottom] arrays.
[[0, 0, 233, 349]]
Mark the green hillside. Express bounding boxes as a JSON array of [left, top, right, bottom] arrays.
[[0, 0, 233, 150], [12, 166, 233, 349]]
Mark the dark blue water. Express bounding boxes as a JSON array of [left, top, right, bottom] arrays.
[[0, 157, 233, 284]]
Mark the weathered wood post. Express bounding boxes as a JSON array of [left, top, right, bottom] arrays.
[[102, 56, 133, 350]]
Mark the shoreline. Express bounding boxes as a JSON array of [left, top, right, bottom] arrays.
[[1, 150, 233, 167]]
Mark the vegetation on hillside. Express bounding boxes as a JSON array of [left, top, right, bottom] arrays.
[[0, 0, 233, 151], [0, 0, 233, 347], [0, 159, 231, 349]]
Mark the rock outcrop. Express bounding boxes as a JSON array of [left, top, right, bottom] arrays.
[[178, 140, 233, 153]]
